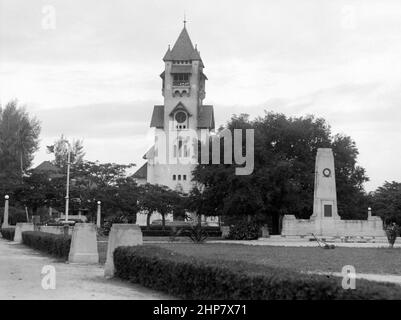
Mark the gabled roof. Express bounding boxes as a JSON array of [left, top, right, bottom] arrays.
[[150, 105, 164, 128], [34, 161, 61, 173], [132, 162, 147, 180], [168, 102, 192, 117], [143, 146, 155, 160], [163, 27, 202, 62], [198, 105, 215, 129]]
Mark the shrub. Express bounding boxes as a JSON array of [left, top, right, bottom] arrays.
[[178, 225, 209, 243], [22, 231, 71, 260], [114, 246, 401, 300], [385, 223, 399, 248], [227, 222, 259, 240], [0, 227, 15, 241], [141, 225, 221, 237]]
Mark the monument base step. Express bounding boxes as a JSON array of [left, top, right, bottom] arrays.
[[259, 235, 391, 243]]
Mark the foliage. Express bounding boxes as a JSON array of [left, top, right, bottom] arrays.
[[385, 223, 399, 248], [138, 183, 183, 229], [0, 100, 41, 194], [0, 227, 15, 240], [370, 181, 401, 225], [0, 206, 27, 225], [114, 246, 401, 300], [101, 215, 134, 236], [227, 221, 259, 240], [22, 231, 71, 259], [47, 134, 85, 169], [179, 224, 209, 243], [193, 112, 369, 233], [140, 225, 221, 237]]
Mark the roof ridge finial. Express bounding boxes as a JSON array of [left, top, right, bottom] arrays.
[[183, 12, 187, 28]]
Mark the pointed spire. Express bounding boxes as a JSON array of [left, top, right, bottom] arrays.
[[163, 25, 202, 62]]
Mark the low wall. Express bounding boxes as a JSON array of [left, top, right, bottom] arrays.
[[37, 225, 74, 236], [282, 215, 386, 237]]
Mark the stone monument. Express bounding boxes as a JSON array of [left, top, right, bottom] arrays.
[[281, 148, 386, 238]]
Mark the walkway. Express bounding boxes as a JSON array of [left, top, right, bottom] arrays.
[[0, 239, 172, 300]]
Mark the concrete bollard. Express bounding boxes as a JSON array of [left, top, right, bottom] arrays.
[[68, 223, 99, 264], [104, 224, 143, 278], [13, 223, 34, 243]]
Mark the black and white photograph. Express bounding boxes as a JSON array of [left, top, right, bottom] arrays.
[[1, 0, 401, 309]]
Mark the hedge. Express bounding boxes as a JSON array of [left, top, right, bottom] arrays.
[[22, 231, 71, 260], [0, 227, 15, 241], [140, 226, 222, 237], [114, 246, 401, 300]]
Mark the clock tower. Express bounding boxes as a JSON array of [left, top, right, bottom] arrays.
[[136, 23, 215, 194]]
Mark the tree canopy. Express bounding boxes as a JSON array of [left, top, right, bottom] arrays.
[[0, 100, 40, 193], [192, 111, 369, 233]]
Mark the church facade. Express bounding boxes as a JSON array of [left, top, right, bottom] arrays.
[[134, 24, 215, 224]]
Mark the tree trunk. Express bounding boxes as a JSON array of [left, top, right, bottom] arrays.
[[162, 214, 166, 231], [197, 213, 202, 227], [146, 213, 151, 229]]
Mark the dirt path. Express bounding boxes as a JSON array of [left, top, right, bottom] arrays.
[[0, 239, 173, 300]]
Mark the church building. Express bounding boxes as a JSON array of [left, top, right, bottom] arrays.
[[134, 23, 215, 221]]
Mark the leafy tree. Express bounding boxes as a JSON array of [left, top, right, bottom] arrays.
[[370, 181, 401, 225], [138, 183, 183, 229], [0, 100, 40, 194], [47, 134, 85, 169], [193, 111, 369, 234], [65, 161, 137, 220]]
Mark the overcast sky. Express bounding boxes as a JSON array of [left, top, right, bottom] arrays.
[[1, 0, 401, 191]]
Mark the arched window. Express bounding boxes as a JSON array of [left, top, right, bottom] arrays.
[[184, 145, 188, 157]]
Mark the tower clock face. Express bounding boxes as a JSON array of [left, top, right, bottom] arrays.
[[175, 111, 187, 123], [323, 168, 331, 177]]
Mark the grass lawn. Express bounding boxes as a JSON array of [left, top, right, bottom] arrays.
[[97, 241, 401, 275]]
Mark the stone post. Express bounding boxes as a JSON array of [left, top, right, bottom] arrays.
[[14, 223, 34, 243], [104, 224, 143, 278], [2, 195, 9, 228], [68, 223, 99, 264], [368, 207, 372, 219], [96, 201, 101, 228]]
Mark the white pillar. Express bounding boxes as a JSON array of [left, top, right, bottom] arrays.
[[2, 195, 9, 228], [368, 207, 372, 218], [96, 201, 101, 228]]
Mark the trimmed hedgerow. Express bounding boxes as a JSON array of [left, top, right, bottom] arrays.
[[114, 245, 401, 300], [22, 231, 71, 260], [0, 227, 15, 241]]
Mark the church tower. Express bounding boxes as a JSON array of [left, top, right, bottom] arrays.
[[135, 23, 215, 194]]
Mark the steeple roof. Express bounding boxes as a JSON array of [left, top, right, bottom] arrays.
[[163, 26, 202, 62]]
